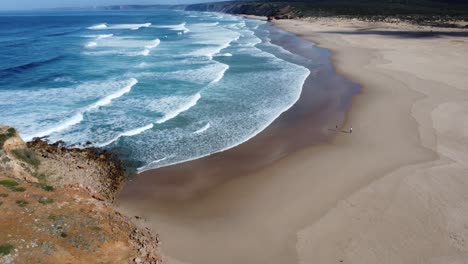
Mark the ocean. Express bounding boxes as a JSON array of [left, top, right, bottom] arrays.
[[0, 9, 311, 172]]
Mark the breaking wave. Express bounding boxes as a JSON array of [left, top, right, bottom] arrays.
[[88, 23, 152, 30], [24, 78, 138, 140], [156, 93, 201, 124]]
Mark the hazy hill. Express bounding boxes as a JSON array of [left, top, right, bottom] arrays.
[[185, 0, 468, 21]]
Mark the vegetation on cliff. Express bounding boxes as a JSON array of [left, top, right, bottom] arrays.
[[185, 0, 468, 25]]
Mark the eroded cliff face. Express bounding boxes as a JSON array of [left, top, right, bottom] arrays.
[[27, 138, 125, 201], [0, 125, 162, 264]]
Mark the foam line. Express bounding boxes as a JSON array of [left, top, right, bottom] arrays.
[[145, 39, 160, 49], [155, 22, 190, 33], [139, 49, 150, 56], [85, 42, 97, 48], [88, 23, 151, 30], [193, 123, 210, 134], [87, 78, 137, 110], [145, 157, 169, 169], [96, 123, 154, 147], [26, 78, 138, 140], [88, 23, 107, 30], [209, 64, 229, 85], [156, 93, 201, 124], [97, 34, 113, 39]]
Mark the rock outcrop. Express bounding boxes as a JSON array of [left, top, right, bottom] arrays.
[[27, 138, 125, 201], [0, 125, 163, 264]]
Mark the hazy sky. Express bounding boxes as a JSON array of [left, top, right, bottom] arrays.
[[0, 0, 217, 10]]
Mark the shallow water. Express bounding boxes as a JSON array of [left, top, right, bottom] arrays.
[[0, 10, 314, 171]]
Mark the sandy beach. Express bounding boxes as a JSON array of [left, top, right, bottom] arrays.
[[117, 18, 468, 264]]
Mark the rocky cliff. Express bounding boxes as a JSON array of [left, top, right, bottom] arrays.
[[185, 1, 298, 19], [0, 125, 162, 264]]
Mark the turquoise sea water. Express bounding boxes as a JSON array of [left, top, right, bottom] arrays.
[[0, 10, 311, 171]]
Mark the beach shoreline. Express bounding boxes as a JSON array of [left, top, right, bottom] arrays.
[[116, 17, 468, 264], [117, 22, 358, 200]]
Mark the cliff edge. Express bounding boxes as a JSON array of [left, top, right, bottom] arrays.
[[0, 125, 162, 264]]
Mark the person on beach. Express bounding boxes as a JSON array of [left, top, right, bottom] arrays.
[[350, 126, 353, 133]]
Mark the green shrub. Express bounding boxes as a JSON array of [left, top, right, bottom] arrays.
[[0, 243, 14, 256], [11, 149, 40, 168], [0, 128, 16, 149], [0, 201, 2, 207], [10, 186, 26, 192], [0, 193, 8, 197], [38, 197, 54, 205], [60, 232, 68, 238], [6, 128, 16, 137], [16, 200, 28, 207], [0, 180, 19, 187], [33, 183, 54, 192]]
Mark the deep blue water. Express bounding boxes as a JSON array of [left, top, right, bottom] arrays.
[[0, 10, 311, 171]]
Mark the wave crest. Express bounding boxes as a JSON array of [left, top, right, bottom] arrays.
[[97, 123, 154, 147], [88, 23, 151, 30], [156, 93, 201, 124], [27, 78, 138, 140], [193, 123, 210, 134], [155, 22, 190, 33], [88, 23, 107, 30], [145, 39, 160, 49], [85, 42, 97, 48]]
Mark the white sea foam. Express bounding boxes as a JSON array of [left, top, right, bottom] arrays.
[[138, 65, 311, 172], [139, 49, 150, 56], [145, 38, 160, 49], [187, 26, 240, 59], [88, 23, 108, 30], [137, 62, 150, 68], [133, 63, 227, 85], [155, 22, 190, 33], [85, 42, 97, 48], [97, 123, 154, 147], [84, 48, 150, 57], [87, 78, 137, 110], [113, 23, 152, 30], [53, 76, 75, 83], [216, 53, 233, 57], [193, 123, 210, 134], [197, 22, 219, 26], [24, 78, 138, 140], [209, 64, 229, 85], [88, 23, 151, 30], [84, 34, 113, 39], [145, 157, 169, 169], [156, 93, 201, 124], [97, 34, 113, 39], [24, 112, 85, 141]]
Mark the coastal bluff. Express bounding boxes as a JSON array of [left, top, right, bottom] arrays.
[[0, 125, 162, 264]]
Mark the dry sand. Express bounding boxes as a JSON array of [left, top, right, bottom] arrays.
[[118, 18, 468, 264]]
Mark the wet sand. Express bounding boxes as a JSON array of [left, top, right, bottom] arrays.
[[117, 18, 468, 264]]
